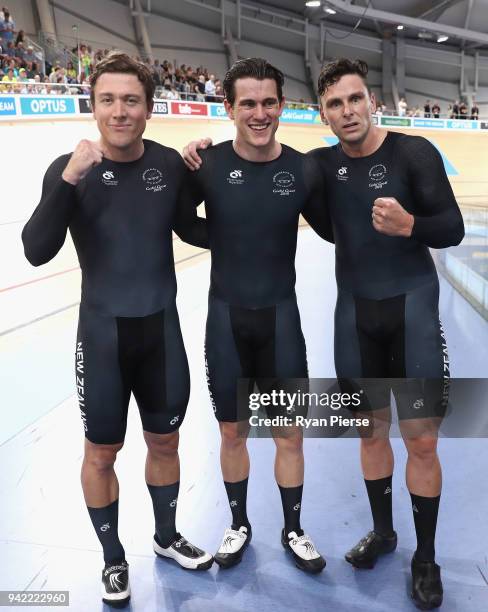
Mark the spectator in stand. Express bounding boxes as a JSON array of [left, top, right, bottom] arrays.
[[66, 60, 77, 82], [215, 78, 223, 100], [14, 28, 24, 46], [459, 101, 468, 119], [164, 83, 179, 100], [205, 73, 216, 102], [17, 66, 27, 81], [152, 59, 162, 84], [24, 44, 37, 63], [452, 100, 459, 119], [55, 74, 67, 93], [0, 8, 15, 49], [14, 40, 25, 59], [80, 45, 92, 78], [398, 96, 407, 117], [471, 100, 479, 120], [423, 99, 431, 118], [196, 73, 205, 94], [192, 82, 205, 102], [49, 63, 61, 83], [3, 57, 15, 75], [4, 39, 14, 56], [432, 102, 441, 118], [1, 65, 15, 84]]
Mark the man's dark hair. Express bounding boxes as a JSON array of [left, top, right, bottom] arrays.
[[90, 51, 155, 109], [223, 57, 284, 106], [317, 58, 369, 97]]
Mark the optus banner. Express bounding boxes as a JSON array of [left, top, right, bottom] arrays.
[[209, 103, 228, 119], [20, 96, 76, 115]]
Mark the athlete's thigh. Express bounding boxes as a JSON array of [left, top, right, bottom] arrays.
[[334, 289, 390, 410], [205, 294, 244, 422], [394, 280, 449, 421], [272, 294, 308, 378], [76, 305, 130, 445], [132, 303, 190, 434], [334, 289, 363, 378]]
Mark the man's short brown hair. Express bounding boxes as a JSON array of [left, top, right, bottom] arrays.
[[90, 51, 155, 109], [223, 58, 284, 106], [317, 58, 369, 97]]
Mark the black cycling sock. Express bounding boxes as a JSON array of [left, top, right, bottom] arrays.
[[278, 484, 303, 536], [410, 492, 440, 562], [87, 499, 125, 564], [224, 478, 251, 530], [147, 481, 179, 547], [364, 476, 394, 536]]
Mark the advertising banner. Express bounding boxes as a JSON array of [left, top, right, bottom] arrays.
[[381, 117, 411, 127], [152, 100, 169, 115], [281, 108, 320, 124], [20, 96, 76, 116], [0, 96, 16, 116], [78, 97, 92, 113], [413, 118, 446, 129], [171, 101, 208, 116], [446, 119, 478, 130], [209, 103, 228, 119]]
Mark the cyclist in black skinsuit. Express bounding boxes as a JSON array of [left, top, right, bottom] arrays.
[[182, 58, 332, 573], [22, 53, 212, 608], [183, 58, 463, 611], [312, 58, 463, 611]]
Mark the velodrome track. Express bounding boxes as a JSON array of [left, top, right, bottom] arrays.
[[1, 117, 487, 611]]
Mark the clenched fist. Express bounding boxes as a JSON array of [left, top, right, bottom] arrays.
[[62, 140, 106, 185], [372, 197, 414, 237]]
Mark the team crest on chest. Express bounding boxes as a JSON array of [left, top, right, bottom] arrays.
[[143, 168, 167, 192], [273, 171, 296, 196], [368, 164, 388, 190]]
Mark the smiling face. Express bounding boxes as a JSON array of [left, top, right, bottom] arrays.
[[92, 72, 152, 157], [320, 74, 376, 147], [224, 77, 285, 158]]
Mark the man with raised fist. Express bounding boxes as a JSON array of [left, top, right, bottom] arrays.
[[22, 52, 211, 608], [310, 58, 464, 610]]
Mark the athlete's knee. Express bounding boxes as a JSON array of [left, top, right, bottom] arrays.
[[405, 437, 438, 463], [273, 428, 303, 456], [144, 430, 179, 459], [83, 440, 123, 473], [220, 422, 248, 452], [361, 436, 391, 453]]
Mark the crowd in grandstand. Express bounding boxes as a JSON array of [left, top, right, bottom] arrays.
[[0, 4, 485, 118], [394, 97, 480, 120]]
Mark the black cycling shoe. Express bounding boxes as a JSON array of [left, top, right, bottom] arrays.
[[101, 560, 130, 608], [345, 530, 397, 569], [411, 554, 443, 610]]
